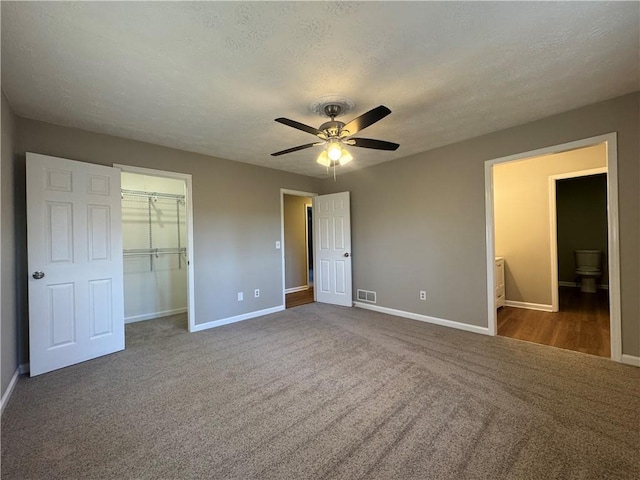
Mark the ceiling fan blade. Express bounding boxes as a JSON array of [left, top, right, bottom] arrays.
[[275, 118, 323, 136], [342, 105, 392, 135], [271, 143, 318, 156], [350, 138, 400, 151]]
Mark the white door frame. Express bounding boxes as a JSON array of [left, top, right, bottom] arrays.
[[484, 133, 622, 362], [114, 164, 196, 332], [280, 189, 317, 306], [548, 167, 608, 312]]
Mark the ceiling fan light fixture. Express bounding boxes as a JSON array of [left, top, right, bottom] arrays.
[[338, 149, 353, 166], [327, 140, 343, 161], [316, 150, 331, 167]]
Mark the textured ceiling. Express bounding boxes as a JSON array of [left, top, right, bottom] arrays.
[[2, 2, 639, 178]]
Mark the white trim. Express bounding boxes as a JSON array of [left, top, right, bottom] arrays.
[[504, 300, 554, 312], [549, 167, 607, 312], [604, 137, 622, 362], [19, 363, 29, 374], [484, 160, 497, 336], [285, 286, 309, 294], [280, 189, 318, 308], [485, 133, 622, 362], [190, 305, 285, 332], [125, 307, 188, 324], [1, 369, 20, 414], [114, 164, 197, 332], [621, 355, 640, 367], [354, 302, 491, 336]]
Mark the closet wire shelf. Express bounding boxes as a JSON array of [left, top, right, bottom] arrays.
[[121, 189, 187, 270]]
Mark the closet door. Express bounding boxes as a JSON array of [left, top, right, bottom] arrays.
[[27, 153, 124, 376]]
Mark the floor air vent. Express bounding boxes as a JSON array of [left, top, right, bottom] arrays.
[[357, 289, 377, 303]]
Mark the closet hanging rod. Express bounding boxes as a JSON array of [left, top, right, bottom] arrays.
[[123, 247, 187, 257], [121, 189, 185, 201]]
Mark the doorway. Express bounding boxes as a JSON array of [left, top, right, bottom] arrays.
[[282, 190, 316, 308], [116, 164, 196, 331], [485, 134, 622, 361]]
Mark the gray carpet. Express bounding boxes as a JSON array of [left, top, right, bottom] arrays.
[[2, 303, 639, 479]]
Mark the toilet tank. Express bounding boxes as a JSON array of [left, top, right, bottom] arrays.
[[574, 249, 602, 269]]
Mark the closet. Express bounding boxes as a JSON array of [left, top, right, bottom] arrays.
[[121, 172, 188, 323]]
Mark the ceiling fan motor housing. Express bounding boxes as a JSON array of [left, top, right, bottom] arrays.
[[318, 119, 345, 138]]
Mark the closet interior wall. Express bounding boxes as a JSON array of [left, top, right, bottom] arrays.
[[121, 172, 188, 323]]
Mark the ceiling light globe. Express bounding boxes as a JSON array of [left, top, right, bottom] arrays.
[[327, 144, 342, 161], [316, 151, 330, 167], [338, 150, 353, 166]]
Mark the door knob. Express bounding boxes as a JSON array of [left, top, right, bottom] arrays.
[[344, 252, 350, 257], [32, 271, 45, 280]]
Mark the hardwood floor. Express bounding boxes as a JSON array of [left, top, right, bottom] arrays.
[[497, 287, 610, 357], [286, 287, 314, 308]]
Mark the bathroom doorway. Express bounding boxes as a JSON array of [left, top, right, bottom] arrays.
[[485, 134, 622, 361]]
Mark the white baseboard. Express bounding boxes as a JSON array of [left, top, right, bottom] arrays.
[[190, 305, 285, 333], [353, 302, 491, 336], [1, 368, 20, 415], [621, 354, 640, 367], [558, 281, 609, 290], [285, 285, 309, 294], [504, 300, 554, 312], [125, 307, 187, 324], [19, 363, 29, 374]]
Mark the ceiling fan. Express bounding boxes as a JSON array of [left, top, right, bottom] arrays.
[[271, 102, 399, 167]]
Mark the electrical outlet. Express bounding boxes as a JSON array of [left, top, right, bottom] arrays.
[[254, 289, 260, 298], [419, 291, 427, 301], [237, 292, 243, 301]]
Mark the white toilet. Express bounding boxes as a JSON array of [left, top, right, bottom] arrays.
[[574, 250, 602, 293]]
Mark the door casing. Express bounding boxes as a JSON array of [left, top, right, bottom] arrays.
[[484, 133, 622, 362]]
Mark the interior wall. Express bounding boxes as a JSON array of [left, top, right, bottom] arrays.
[[15, 118, 321, 364], [1, 91, 18, 398], [284, 194, 312, 290], [493, 144, 606, 305], [320, 92, 639, 357], [121, 172, 188, 322], [557, 174, 608, 286]]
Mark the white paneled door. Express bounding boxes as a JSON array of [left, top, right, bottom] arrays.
[[27, 153, 124, 376], [313, 192, 352, 307]]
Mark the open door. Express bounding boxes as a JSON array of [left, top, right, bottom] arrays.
[[27, 153, 124, 376], [313, 191, 352, 307]]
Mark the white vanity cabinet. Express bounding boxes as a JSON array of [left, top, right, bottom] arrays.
[[495, 257, 505, 308]]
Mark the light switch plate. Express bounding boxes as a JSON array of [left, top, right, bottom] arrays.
[[275, 241, 281, 249]]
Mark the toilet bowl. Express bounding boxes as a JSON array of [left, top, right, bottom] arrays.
[[574, 250, 602, 293]]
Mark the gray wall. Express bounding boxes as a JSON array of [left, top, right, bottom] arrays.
[[321, 92, 639, 356], [284, 195, 311, 290], [15, 117, 320, 365], [1, 92, 19, 397], [557, 174, 608, 286]]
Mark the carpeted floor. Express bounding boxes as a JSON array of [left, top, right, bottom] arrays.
[[2, 304, 639, 479]]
